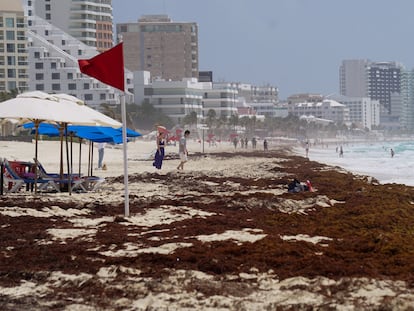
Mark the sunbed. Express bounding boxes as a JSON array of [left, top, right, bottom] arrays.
[[34, 159, 105, 192], [33, 158, 86, 192], [3, 159, 60, 193]]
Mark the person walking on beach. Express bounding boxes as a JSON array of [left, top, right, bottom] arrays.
[[339, 145, 344, 158], [263, 139, 268, 151], [252, 137, 257, 149], [153, 130, 166, 169], [391, 148, 395, 158], [97, 142, 106, 169], [177, 130, 190, 170], [233, 137, 238, 149], [305, 141, 309, 158]]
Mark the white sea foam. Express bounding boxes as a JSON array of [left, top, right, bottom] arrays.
[[306, 140, 414, 186]]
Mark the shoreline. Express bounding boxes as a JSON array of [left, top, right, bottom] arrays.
[[295, 139, 414, 187]]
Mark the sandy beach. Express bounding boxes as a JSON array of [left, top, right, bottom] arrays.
[[1, 138, 414, 310]]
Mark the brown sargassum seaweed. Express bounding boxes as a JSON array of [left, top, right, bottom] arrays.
[[1, 149, 414, 305]]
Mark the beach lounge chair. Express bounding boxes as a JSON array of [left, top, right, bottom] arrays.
[[81, 176, 105, 191], [33, 158, 106, 192], [33, 158, 86, 192], [3, 159, 60, 193], [2, 162, 24, 193]]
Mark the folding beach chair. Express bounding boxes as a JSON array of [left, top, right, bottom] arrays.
[[2, 161, 24, 193], [33, 158, 86, 192], [3, 159, 60, 193]]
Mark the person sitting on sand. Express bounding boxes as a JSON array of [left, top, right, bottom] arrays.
[[288, 178, 313, 193], [288, 178, 303, 193]]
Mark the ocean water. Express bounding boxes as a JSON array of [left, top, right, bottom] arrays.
[[307, 141, 414, 186]]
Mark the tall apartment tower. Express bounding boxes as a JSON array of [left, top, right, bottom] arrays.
[[340, 59, 402, 116], [400, 69, 414, 131], [0, 1, 28, 92], [117, 15, 199, 81], [26, 0, 113, 52], [339, 59, 368, 98]]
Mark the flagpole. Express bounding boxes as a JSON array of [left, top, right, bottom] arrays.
[[120, 93, 129, 217], [77, 42, 128, 214]]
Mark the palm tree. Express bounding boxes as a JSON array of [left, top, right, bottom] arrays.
[[182, 110, 198, 128], [121, 101, 174, 130], [228, 114, 239, 130], [206, 109, 216, 129], [99, 103, 118, 120], [0, 90, 19, 102]]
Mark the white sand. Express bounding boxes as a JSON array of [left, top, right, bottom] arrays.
[[0, 138, 238, 179]]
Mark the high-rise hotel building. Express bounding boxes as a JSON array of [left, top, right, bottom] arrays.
[[117, 15, 199, 81], [26, 0, 113, 52], [0, 1, 28, 92], [339, 59, 402, 117]]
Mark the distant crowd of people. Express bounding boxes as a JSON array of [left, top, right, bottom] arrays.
[[302, 139, 398, 160], [232, 137, 268, 151]]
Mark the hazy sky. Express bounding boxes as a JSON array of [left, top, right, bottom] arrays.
[[112, 0, 414, 99]]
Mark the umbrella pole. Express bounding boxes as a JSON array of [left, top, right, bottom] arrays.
[[65, 124, 72, 195], [88, 141, 92, 176], [79, 138, 82, 177], [91, 142, 94, 176], [59, 125, 64, 191], [70, 132, 73, 177], [0, 158, 3, 196], [34, 120, 40, 194]]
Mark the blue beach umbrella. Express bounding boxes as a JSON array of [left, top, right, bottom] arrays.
[[22, 123, 141, 143], [22, 122, 141, 176]]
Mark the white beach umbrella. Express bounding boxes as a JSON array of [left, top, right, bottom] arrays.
[[54, 93, 122, 127], [0, 91, 100, 125], [0, 91, 120, 193]]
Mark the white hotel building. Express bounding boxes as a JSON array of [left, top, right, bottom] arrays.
[[134, 72, 238, 124], [0, 1, 28, 92], [329, 95, 380, 130], [288, 99, 350, 124]]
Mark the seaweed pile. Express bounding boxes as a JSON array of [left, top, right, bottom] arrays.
[[1, 150, 414, 309]]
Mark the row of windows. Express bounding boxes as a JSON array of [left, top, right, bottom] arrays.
[[141, 25, 184, 33], [97, 32, 112, 39], [34, 84, 106, 101], [97, 41, 113, 49], [34, 75, 93, 90], [3, 43, 26, 53], [3, 69, 27, 78], [0, 56, 27, 66], [97, 24, 112, 31], [0, 17, 24, 28], [2, 30, 26, 41], [0, 80, 28, 91], [34, 49, 83, 59]]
